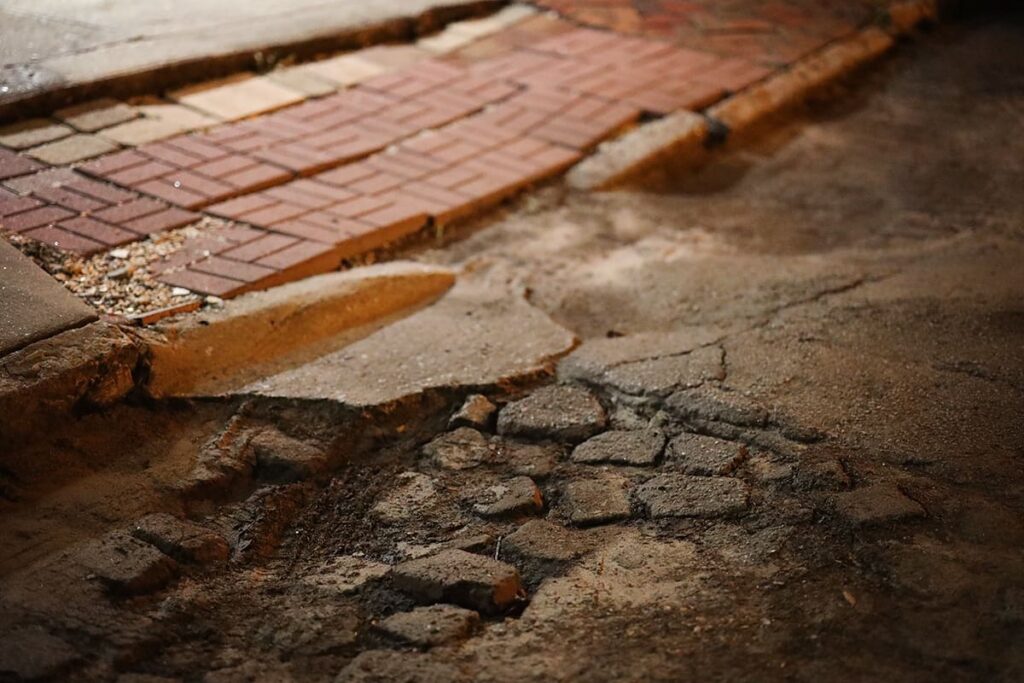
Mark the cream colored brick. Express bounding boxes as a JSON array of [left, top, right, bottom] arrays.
[[100, 99, 218, 146], [303, 54, 388, 86], [418, 28, 477, 54], [169, 73, 305, 121], [55, 99, 139, 132], [265, 66, 339, 97], [0, 118, 74, 150], [27, 134, 119, 164]]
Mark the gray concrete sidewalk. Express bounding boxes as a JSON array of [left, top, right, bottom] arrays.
[[0, 0, 500, 120], [0, 239, 96, 356]]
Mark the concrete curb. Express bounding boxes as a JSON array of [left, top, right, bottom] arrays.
[[564, 0, 938, 191], [142, 261, 456, 398], [566, 112, 709, 192]]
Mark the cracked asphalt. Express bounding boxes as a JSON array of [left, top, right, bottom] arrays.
[[1, 8, 1023, 683]]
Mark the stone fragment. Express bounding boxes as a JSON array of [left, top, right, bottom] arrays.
[[72, 530, 178, 595], [336, 650, 469, 683], [131, 513, 230, 565], [0, 627, 79, 680], [747, 453, 794, 484], [373, 472, 436, 523], [797, 458, 850, 490], [473, 477, 543, 519], [633, 474, 749, 519], [601, 346, 725, 397], [666, 386, 769, 428], [666, 433, 745, 475], [449, 394, 497, 431], [571, 429, 665, 466], [564, 479, 632, 527], [497, 385, 607, 442], [56, 98, 138, 132], [832, 483, 925, 526], [423, 427, 492, 470], [250, 428, 328, 482], [492, 439, 560, 480], [376, 604, 480, 647], [391, 549, 522, 613], [302, 555, 390, 594], [502, 519, 587, 563]]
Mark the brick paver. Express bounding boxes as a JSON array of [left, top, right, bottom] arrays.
[[0, 168, 198, 255], [1, 1, 883, 300]]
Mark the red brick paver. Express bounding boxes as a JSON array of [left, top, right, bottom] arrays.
[[0, 168, 198, 254]]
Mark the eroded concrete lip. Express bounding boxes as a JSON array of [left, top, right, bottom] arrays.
[[0, 0, 505, 122], [143, 261, 458, 399], [235, 279, 578, 409], [0, 238, 97, 357]]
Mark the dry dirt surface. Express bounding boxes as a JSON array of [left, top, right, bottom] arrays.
[[1, 8, 1023, 683]]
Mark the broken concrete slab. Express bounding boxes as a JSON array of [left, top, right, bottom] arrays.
[[144, 261, 455, 398], [391, 549, 522, 614], [633, 474, 749, 519], [571, 429, 666, 467], [497, 385, 607, 443], [241, 280, 577, 408], [0, 238, 97, 357]]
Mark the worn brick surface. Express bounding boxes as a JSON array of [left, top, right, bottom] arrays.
[[0, 168, 198, 254]]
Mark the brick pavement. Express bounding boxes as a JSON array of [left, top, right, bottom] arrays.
[[0, 2, 884, 301]]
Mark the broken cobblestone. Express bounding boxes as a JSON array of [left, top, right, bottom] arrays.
[[391, 549, 522, 614], [373, 472, 436, 523], [491, 439, 560, 480], [131, 513, 230, 565], [472, 476, 543, 519], [302, 555, 390, 595], [72, 529, 178, 596], [250, 428, 328, 482], [423, 427, 493, 470], [563, 478, 632, 527], [666, 433, 745, 476], [633, 474, 749, 519], [502, 519, 588, 563], [666, 386, 769, 428], [337, 650, 469, 683], [497, 385, 608, 442], [831, 483, 926, 526], [449, 394, 498, 431], [376, 604, 480, 648], [571, 429, 666, 466]]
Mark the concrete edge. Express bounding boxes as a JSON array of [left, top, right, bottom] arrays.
[[0, 1, 505, 124], [141, 261, 457, 398], [564, 1, 937, 191]]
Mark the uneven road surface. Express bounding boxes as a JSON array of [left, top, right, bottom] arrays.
[[1, 8, 1023, 683]]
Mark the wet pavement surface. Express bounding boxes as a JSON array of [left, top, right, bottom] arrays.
[[1, 9, 1023, 683]]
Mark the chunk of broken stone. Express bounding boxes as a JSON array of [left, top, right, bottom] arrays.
[[491, 439, 560, 480], [666, 432, 745, 476], [564, 479, 632, 527], [375, 604, 480, 647], [391, 549, 522, 613], [250, 428, 328, 482], [571, 429, 665, 466], [633, 474, 749, 519], [336, 650, 469, 683], [502, 519, 588, 563], [473, 476, 543, 519], [423, 427, 492, 470], [831, 483, 925, 526], [666, 386, 769, 428], [497, 385, 607, 442], [449, 394, 497, 431], [131, 513, 230, 565], [599, 346, 725, 398], [302, 555, 390, 594], [373, 471, 436, 523], [72, 530, 178, 596]]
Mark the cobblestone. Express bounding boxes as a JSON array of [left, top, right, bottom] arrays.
[[633, 473, 749, 519], [423, 427, 493, 470], [571, 429, 666, 466], [472, 476, 543, 519], [502, 519, 588, 563], [70, 529, 178, 596], [375, 605, 480, 647], [831, 483, 926, 526], [497, 385, 607, 442], [666, 432, 745, 476], [449, 394, 497, 430], [391, 549, 522, 613], [131, 513, 230, 565], [563, 478, 632, 527]]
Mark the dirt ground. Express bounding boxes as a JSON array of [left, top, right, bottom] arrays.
[[1, 8, 1023, 683]]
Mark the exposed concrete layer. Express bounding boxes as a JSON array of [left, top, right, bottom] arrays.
[[143, 262, 457, 398], [0, 238, 97, 356], [241, 278, 578, 407], [0, 0, 504, 121]]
